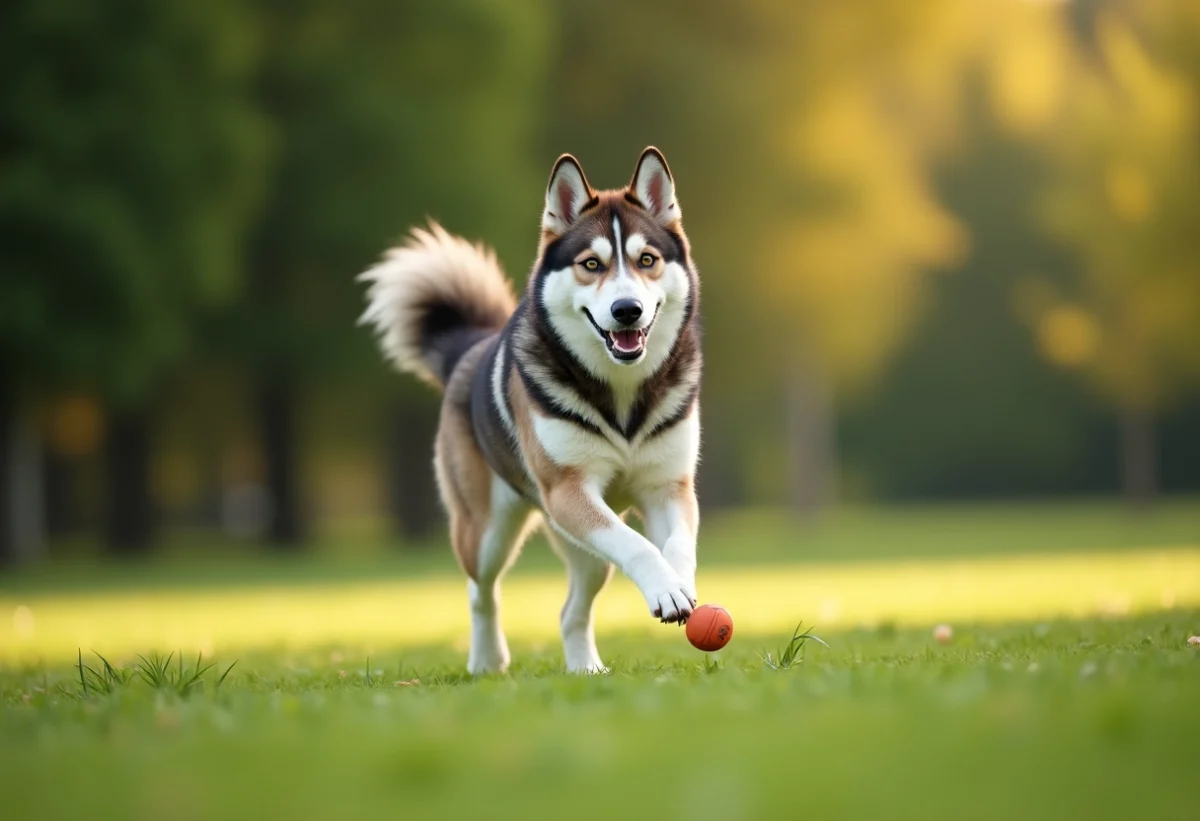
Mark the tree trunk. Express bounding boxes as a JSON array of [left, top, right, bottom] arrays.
[[0, 386, 11, 563], [785, 356, 837, 517], [696, 408, 740, 509], [1119, 406, 1157, 508], [1, 396, 47, 565], [257, 373, 305, 547], [43, 449, 75, 540], [196, 439, 224, 528], [386, 398, 440, 544], [103, 405, 155, 553]]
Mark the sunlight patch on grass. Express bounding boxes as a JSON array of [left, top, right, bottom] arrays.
[[2, 547, 1197, 662]]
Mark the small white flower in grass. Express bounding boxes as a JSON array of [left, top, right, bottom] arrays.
[[933, 624, 953, 643], [1187, 636, 1200, 647], [338, 670, 347, 679]]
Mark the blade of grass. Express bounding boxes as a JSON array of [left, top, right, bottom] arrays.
[[216, 660, 238, 690]]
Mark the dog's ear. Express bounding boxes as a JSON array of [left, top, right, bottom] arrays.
[[542, 154, 594, 236], [628, 147, 681, 226]]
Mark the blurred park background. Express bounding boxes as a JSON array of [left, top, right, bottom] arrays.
[[2, 0, 1199, 566]]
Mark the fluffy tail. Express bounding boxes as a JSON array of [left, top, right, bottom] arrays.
[[358, 221, 517, 388]]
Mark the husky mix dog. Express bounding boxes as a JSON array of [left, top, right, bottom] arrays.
[[359, 147, 702, 674]]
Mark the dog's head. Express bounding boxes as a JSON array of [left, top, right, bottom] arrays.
[[534, 147, 695, 376]]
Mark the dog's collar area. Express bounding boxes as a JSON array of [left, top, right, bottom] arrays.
[[582, 304, 661, 362]]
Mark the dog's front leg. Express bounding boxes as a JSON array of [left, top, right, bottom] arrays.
[[542, 473, 695, 623], [639, 479, 699, 604]]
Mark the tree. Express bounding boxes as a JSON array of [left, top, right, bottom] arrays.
[[236, 0, 549, 545], [1019, 0, 1200, 503], [0, 0, 267, 558]]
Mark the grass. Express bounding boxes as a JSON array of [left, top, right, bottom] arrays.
[[2, 501, 1199, 819]]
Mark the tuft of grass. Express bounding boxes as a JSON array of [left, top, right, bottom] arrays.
[[133, 651, 175, 690], [761, 621, 829, 670], [72, 649, 131, 696], [133, 651, 219, 696]]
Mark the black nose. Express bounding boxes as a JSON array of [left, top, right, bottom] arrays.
[[610, 298, 643, 326]]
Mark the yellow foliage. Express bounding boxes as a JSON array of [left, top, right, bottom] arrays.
[[1038, 305, 1100, 369], [1105, 163, 1154, 223], [985, 1, 1072, 136], [1030, 2, 1200, 410], [763, 80, 966, 391]]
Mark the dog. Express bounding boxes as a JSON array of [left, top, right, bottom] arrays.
[[359, 147, 702, 674]]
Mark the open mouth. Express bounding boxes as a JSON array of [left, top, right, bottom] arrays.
[[583, 305, 660, 362]]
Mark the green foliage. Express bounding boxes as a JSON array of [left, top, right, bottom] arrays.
[[0, 0, 268, 403], [228, 0, 550, 381]]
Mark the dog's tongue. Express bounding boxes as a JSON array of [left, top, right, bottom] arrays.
[[611, 329, 643, 353]]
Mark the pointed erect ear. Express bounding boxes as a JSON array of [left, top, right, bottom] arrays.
[[629, 147, 681, 225], [542, 154, 594, 235]]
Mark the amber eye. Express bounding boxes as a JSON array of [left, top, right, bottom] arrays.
[[639, 253, 656, 269], [582, 258, 601, 272]]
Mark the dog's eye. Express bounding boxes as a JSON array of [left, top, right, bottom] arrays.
[[582, 258, 601, 272], [639, 253, 656, 269]]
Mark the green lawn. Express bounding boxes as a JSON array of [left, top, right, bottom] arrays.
[[2, 502, 1199, 820]]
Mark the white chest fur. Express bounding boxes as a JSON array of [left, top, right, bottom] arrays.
[[531, 409, 699, 500]]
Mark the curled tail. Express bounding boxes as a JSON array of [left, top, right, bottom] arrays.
[[358, 221, 517, 388]]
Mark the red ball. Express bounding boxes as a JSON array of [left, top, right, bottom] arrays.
[[686, 604, 734, 651]]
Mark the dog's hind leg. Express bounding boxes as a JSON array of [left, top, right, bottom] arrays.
[[549, 532, 613, 674], [461, 476, 535, 676]]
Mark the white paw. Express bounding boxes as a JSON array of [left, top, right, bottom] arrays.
[[562, 631, 607, 674], [628, 553, 696, 623], [467, 654, 509, 676], [567, 660, 610, 675], [467, 637, 510, 676], [649, 585, 695, 623]]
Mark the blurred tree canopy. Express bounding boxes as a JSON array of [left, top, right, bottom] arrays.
[[0, 0, 267, 557], [0, 0, 266, 404], [228, 0, 549, 544], [1020, 0, 1200, 502], [2, 0, 1198, 559]]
